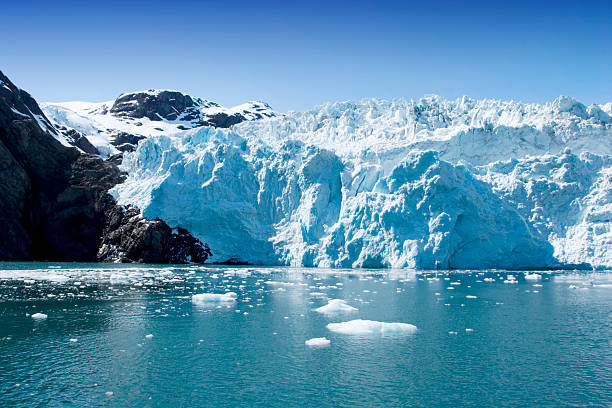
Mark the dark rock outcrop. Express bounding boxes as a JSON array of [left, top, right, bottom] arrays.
[[99, 206, 211, 263], [109, 131, 146, 153], [0, 71, 211, 263], [108, 90, 261, 129], [54, 124, 100, 155], [110, 90, 203, 122]]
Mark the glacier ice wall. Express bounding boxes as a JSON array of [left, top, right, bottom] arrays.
[[112, 96, 612, 269]]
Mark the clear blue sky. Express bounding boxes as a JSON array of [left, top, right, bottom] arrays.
[[2, 0, 610, 111]]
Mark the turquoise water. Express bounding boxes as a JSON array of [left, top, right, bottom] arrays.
[[0, 263, 610, 407]]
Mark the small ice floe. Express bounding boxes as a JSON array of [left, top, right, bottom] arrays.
[[191, 292, 237, 305], [305, 337, 331, 348], [448, 331, 458, 335], [145, 334, 153, 339], [533, 284, 543, 287], [524, 273, 542, 281], [69, 338, 78, 342], [327, 319, 417, 336], [315, 299, 358, 315], [484, 278, 495, 282], [31, 313, 47, 320], [105, 391, 114, 397], [465, 328, 474, 332], [265, 281, 295, 287], [466, 295, 477, 299], [450, 282, 461, 286]]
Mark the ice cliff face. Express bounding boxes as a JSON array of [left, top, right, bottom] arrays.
[[109, 95, 611, 269]]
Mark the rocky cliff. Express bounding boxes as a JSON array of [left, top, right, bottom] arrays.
[[0, 71, 211, 263]]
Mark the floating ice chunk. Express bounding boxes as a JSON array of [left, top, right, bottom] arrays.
[[265, 281, 295, 286], [145, 334, 153, 339], [503, 279, 518, 284], [465, 328, 474, 332], [327, 319, 417, 336], [466, 295, 477, 299], [305, 337, 331, 347], [315, 299, 358, 315], [524, 273, 542, 280], [69, 338, 78, 342], [192, 292, 237, 305], [484, 278, 495, 282], [31, 313, 48, 320]]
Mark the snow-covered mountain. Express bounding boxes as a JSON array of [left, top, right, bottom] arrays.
[[97, 95, 612, 269], [41, 90, 277, 156]]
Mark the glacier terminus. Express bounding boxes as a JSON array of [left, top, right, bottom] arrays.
[[43, 94, 612, 270]]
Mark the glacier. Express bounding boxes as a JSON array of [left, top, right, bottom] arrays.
[[107, 95, 612, 269]]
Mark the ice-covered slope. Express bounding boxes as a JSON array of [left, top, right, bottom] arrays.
[[41, 90, 277, 156], [111, 95, 612, 269]]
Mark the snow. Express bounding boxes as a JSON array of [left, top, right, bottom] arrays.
[[10, 107, 29, 117], [41, 92, 276, 157], [315, 299, 358, 314], [31, 313, 48, 320], [42, 92, 610, 270], [305, 337, 331, 347], [191, 292, 237, 305], [326, 319, 417, 335]]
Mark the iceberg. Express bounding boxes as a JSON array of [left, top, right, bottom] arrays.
[[305, 337, 331, 347], [191, 292, 237, 305], [326, 319, 417, 336], [315, 299, 358, 315]]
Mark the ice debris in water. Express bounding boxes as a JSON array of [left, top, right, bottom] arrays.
[[305, 337, 331, 347], [315, 299, 358, 315], [327, 319, 417, 335], [524, 273, 542, 280], [192, 292, 237, 305], [31, 313, 48, 320]]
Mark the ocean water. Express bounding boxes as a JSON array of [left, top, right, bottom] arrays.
[[0, 263, 610, 407]]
